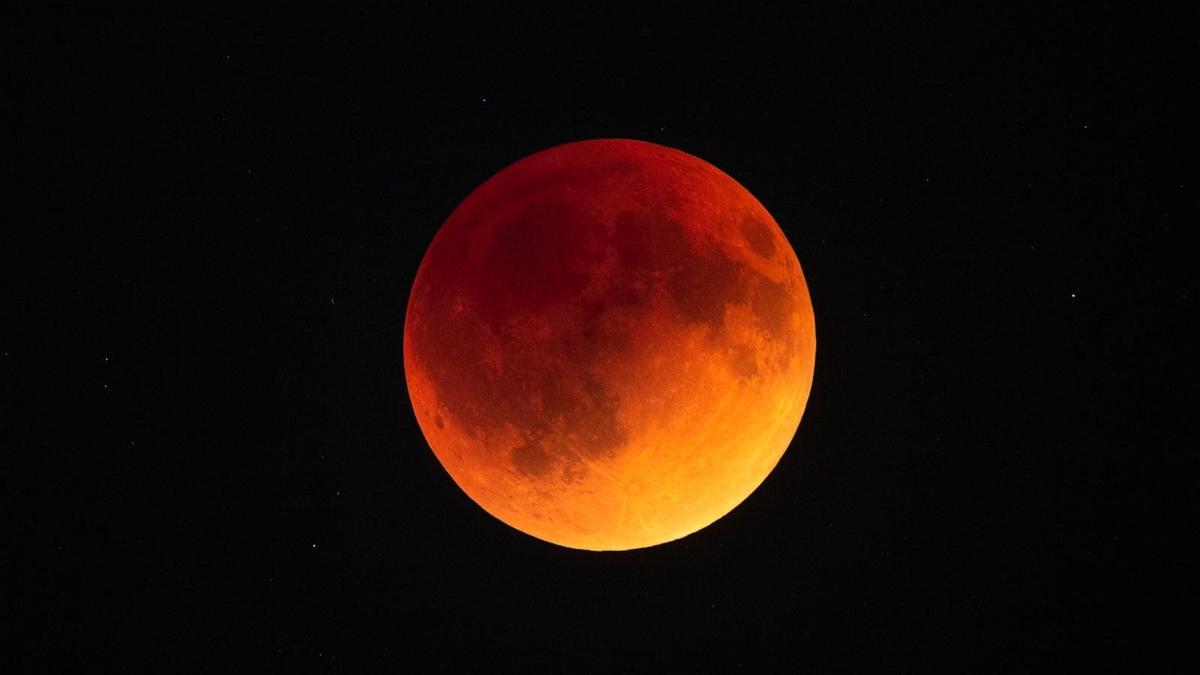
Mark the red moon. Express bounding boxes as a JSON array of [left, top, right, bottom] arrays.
[[404, 139, 815, 550]]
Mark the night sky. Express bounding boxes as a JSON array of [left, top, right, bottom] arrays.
[[14, 4, 1191, 671]]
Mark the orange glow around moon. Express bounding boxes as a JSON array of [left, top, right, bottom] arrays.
[[404, 139, 815, 550]]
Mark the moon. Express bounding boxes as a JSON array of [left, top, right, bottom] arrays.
[[404, 139, 815, 550]]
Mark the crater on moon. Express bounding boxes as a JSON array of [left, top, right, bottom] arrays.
[[741, 215, 778, 259]]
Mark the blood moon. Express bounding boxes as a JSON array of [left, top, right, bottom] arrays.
[[404, 139, 815, 551]]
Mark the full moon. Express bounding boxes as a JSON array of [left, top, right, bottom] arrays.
[[404, 139, 815, 550]]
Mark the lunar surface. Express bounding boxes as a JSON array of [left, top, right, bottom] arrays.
[[404, 139, 815, 550]]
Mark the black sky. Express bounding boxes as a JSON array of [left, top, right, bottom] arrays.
[[12, 4, 1192, 671]]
